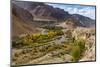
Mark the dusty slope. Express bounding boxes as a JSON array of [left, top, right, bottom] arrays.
[[12, 14, 40, 39], [80, 36, 95, 61]]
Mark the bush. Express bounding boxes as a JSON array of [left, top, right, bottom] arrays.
[[71, 36, 86, 62], [71, 46, 81, 62], [74, 37, 85, 52]]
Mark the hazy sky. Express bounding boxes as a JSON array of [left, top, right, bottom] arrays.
[[47, 3, 95, 20]]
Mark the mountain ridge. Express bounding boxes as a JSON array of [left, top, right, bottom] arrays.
[[11, 1, 95, 39]]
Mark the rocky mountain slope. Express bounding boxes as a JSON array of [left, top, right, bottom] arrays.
[[12, 3, 40, 39], [70, 14, 95, 27], [11, 1, 95, 38]]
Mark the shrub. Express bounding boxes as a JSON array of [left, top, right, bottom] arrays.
[[74, 37, 85, 52], [71, 46, 81, 62], [71, 36, 86, 62]]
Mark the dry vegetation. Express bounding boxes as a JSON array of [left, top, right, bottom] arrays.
[[12, 23, 96, 65]]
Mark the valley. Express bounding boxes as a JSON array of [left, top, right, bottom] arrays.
[[11, 1, 96, 66]]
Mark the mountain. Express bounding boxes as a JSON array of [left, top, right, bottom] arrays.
[[30, 5, 70, 21], [12, 1, 70, 21], [12, 3, 40, 39], [70, 14, 95, 27], [12, 3, 34, 22], [11, 1, 95, 39]]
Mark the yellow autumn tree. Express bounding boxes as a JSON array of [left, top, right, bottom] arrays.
[[48, 31, 56, 38]]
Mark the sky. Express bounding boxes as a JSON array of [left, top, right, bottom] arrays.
[[47, 3, 95, 20]]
